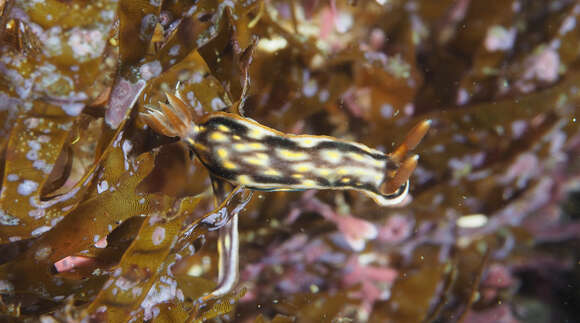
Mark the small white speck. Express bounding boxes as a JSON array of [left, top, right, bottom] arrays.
[[152, 227, 166, 246], [0, 210, 20, 226], [318, 89, 329, 102], [29, 209, 45, 219], [191, 72, 203, 83], [24, 118, 40, 129], [139, 61, 163, 80], [404, 103, 414, 116], [380, 103, 394, 118], [485, 25, 517, 51], [31, 226, 51, 236], [303, 80, 318, 97], [35, 246, 52, 261], [33, 159, 52, 174], [335, 12, 353, 33], [97, 180, 109, 194], [37, 135, 50, 143], [560, 16, 576, 35], [169, 45, 181, 56], [257, 37, 288, 52], [67, 28, 105, 62], [457, 214, 488, 228], [26, 150, 38, 161], [210, 97, 226, 111], [7, 174, 19, 182], [457, 88, 469, 105], [122, 140, 134, 170], [28, 140, 41, 150], [18, 180, 38, 196], [61, 102, 84, 116]]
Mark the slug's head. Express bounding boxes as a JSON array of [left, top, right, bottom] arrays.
[[378, 119, 432, 200], [140, 93, 198, 145]]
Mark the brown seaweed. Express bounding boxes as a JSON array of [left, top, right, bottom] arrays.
[[0, 0, 579, 322]]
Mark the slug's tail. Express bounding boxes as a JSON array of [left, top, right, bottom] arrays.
[[380, 119, 431, 195], [140, 92, 196, 139]]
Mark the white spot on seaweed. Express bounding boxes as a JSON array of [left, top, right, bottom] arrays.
[[139, 61, 162, 80], [152, 227, 166, 246], [61, 102, 84, 116], [31, 226, 51, 236], [485, 25, 517, 51], [122, 140, 133, 170], [97, 180, 109, 194], [0, 210, 20, 226], [35, 246, 52, 261], [26, 150, 38, 161], [18, 180, 38, 196], [210, 97, 227, 111], [28, 208, 45, 219]]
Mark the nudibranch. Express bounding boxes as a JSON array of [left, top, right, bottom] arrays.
[[141, 93, 431, 206]]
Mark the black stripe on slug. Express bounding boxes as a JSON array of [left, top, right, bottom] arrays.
[[314, 177, 332, 187], [315, 141, 385, 160], [262, 135, 298, 149], [208, 116, 250, 134], [251, 174, 301, 185]]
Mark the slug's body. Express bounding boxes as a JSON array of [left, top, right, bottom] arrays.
[[141, 93, 430, 206], [188, 112, 407, 205]]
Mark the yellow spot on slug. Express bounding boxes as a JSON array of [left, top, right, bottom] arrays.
[[317, 168, 331, 176], [223, 161, 237, 169], [255, 153, 268, 160], [370, 158, 385, 168], [263, 169, 281, 176], [292, 174, 303, 179], [247, 128, 267, 139], [321, 149, 342, 163], [217, 125, 230, 132], [249, 142, 266, 150], [337, 168, 348, 175], [210, 132, 228, 142], [278, 149, 308, 161], [302, 180, 317, 186], [233, 143, 246, 151], [295, 136, 324, 148], [217, 148, 228, 158], [347, 152, 365, 162], [233, 142, 266, 152], [243, 156, 269, 166], [237, 175, 251, 185], [341, 178, 351, 183], [233, 135, 241, 140], [293, 163, 313, 172], [327, 151, 339, 158]]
